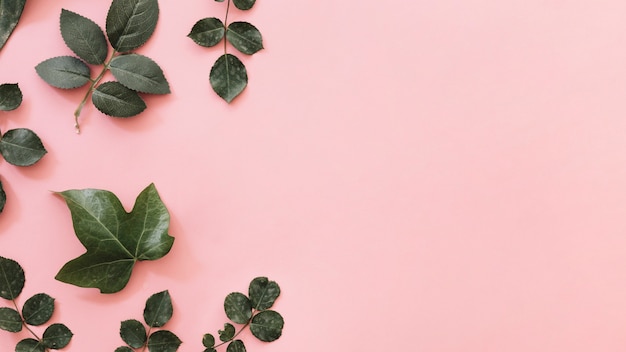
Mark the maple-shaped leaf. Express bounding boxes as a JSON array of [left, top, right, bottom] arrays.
[[54, 183, 174, 293]]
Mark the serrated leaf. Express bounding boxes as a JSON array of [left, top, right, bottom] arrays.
[[0, 83, 22, 111], [218, 323, 235, 342], [227, 340, 246, 352], [188, 18, 224, 47], [120, 319, 147, 348], [60, 9, 108, 65], [0, 178, 5, 213], [0, 307, 22, 332], [0, 256, 24, 300], [116, 347, 134, 352], [42, 323, 73, 349], [232, 0, 255, 10], [250, 310, 283, 342], [91, 81, 146, 118], [224, 292, 252, 324], [210, 54, 247, 103], [202, 333, 215, 348], [22, 293, 55, 326], [35, 56, 91, 89], [54, 183, 174, 293], [147, 330, 182, 352], [0, 128, 47, 167], [110, 54, 170, 94], [0, 0, 26, 51], [144, 290, 173, 328], [226, 22, 263, 55], [106, 0, 159, 52], [15, 338, 45, 352]]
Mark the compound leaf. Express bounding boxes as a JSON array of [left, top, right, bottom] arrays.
[[248, 277, 280, 310], [227, 340, 246, 352], [60, 9, 108, 65], [92, 81, 146, 118], [42, 323, 73, 349], [250, 310, 284, 342], [232, 0, 255, 10], [188, 18, 224, 47], [0, 0, 26, 51], [22, 293, 55, 326], [224, 292, 252, 324], [0, 307, 22, 332], [218, 323, 235, 342], [35, 56, 91, 89], [0, 83, 22, 111], [226, 22, 263, 55], [106, 0, 159, 52], [0, 128, 47, 167], [120, 319, 147, 348], [210, 54, 248, 103], [144, 290, 173, 328], [110, 54, 170, 94], [0, 255, 25, 300], [146, 330, 182, 352], [15, 338, 45, 352]]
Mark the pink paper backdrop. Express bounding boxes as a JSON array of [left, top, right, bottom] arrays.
[[2, 0, 626, 350]]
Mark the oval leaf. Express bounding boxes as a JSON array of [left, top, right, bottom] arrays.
[[0, 307, 22, 332], [60, 9, 108, 65], [0, 0, 26, 51], [202, 333, 215, 348], [144, 290, 173, 328], [0, 255, 25, 299], [0, 179, 5, 213], [226, 22, 263, 55], [224, 292, 252, 324], [110, 54, 170, 94], [92, 81, 146, 118], [210, 54, 248, 103], [0, 128, 47, 167], [120, 319, 147, 348], [0, 83, 22, 111], [116, 347, 134, 352], [42, 323, 73, 349], [15, 338, 44, 352], [188, 18, 224, 47], [250, 310, 284, 342], [147, 330, 182, 352], [35, 56, 91, 89], [232, 0, 256, 10], [106, 0, 159, 52], [227, 340, 246, 352], [248, 277, 280, 310], [218, 323, 235, 342], [22, 293, 55, 326]]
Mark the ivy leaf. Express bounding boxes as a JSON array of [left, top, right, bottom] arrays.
[[0, 307, 22, 332], [144, 290, 173, 328], [60, 9, 108, 65], [210, 54, 248, 103], [42, 323, 73, 349], [0, 0, 26, 51], [110, 54, 170, 94], [0, 255, 25, 300], [15, 338, 45, 352], [91, 81, 147, 118], [0, 178, 5, 213], [146, 330, 182, 352], [0, 128, 47, 167], [232, 0, 256, 10], [227, 340, 246, 352], [226, 22, 263, 55], [120, 319, 147, 348], [116, 347, 134, 352], [0, 83, 22, 111], [188, 18, 224, 47], [218, 323, 235, 342], [202, 333, 215, 348], [35, 56, 91, 89], [22, 293, 55, 326], [106, 0, 159, 52], [248, 277, 280, 310], [249, 310, 284, 342], [54, 183, 174, 293], [224, 292, 252, 324]]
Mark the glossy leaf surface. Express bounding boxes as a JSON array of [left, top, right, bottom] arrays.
[[35, 56, 91, 89], [0, 128, 47, 167], [224, 292, 252, 324], [55, 183, 174, 293], [218, 323, 235, 342], [60, 9, 108, 65], [92, 81, 147, 118], [188, 18, 224, 47], [144, 290, 173, 328], [22, 293, 55, 326], [15, 338, 44, 352], [250, 310, 284, 342], [226, 22, 263, 55], [120, 319, 147, 348], [232, 0, 255, 10], [146, 330, 182, 352], [0, 0, 26, 51], [106, 0, 159, 52], [227, 340, 246, 352], [0, 307, 22, 332], [42, 323, 73, 349], [210, 54, 248, 103], [0, 255, 25, 299], [110, 54, 170, 94], [0, 83, 22, 111], [249, 277, 280, 310], [0, 179, 5, 213]]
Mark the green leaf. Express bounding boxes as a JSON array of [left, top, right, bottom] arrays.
[[202, 333, 215, 348], [54, 183, 174, 293], [0, 307, 22, 332], [232, 0, 255, 10], [15, 338, 45, 352], [146, 330, 182, 352], [116, 347, 134, 352], [0, 128, 47, 167], [250, 310, 284, 342], [42, 323, 73, 349], [60, 9, 108, 65], [0, 83, 22, 111], [0, 255, 25, 300], [188, 18, 224, 47], [215, 0, 225, 2], [22, 293, 55, 326], [144, 290, 173, 327], [106, 0, 159, 52], [248, 277, 280, 310], [227, 340, 246, 352], [218, 323, 235, 342], [91, 81, 147, 118], [120, 319, 147, 348], [0, 0, 26, 51], [226, 22, 263, 55], [35, 56, 91, 89], [210, 54, 248, 103], [110, 54, 170, 94], [224, 292, 252, 324], [0, 178, 5, 213]]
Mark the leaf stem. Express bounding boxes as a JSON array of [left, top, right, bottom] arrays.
[[214, 309, 256, 349], [223, 0, 231, 55], [11, 298, 45, 349]]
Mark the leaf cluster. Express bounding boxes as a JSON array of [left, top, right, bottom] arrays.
[[189, 0, 263, 103], [0, 0, 26, 51], [0, 256, 73, 352]]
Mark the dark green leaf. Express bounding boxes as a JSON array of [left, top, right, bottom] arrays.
[[120, 319, 147, 348], [42, 323, 73, 349], [91, 81, 147, 118], [210, 54, 247, 103], [0, 307, 22, 332], [35, 56, 91, 89], [106, 0, 159, 52], [146, 330, 182, 352], [0, 0, 26, 51], [15, 338, 44, 352], [232, 0, 255, 10], [144, 290, 173, 327], [0, 178, 5, 213], [215, 0, 225, 2], [0, 128, 47, 167], [202, 333, 215, 348], [0, 83, 22, 111], [224, 292, 252, 324], [248, 277, 280, 310], [204, 349, 217, 352], [22, 293, 55, 326], [218, 323, 235, 342], [188, 18, 224, 47], [110, 54, 170, 94], [226, 22, 263, 55], [55, 183, 173, 293], [250, 310, 283, 342], [227, 340, 246, 352], [0, 255, 24, 299], [116, 347, 134, 352], [60, 9, 108, 65]]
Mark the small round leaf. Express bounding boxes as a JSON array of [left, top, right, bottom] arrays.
[[224, 292, 252, 324], [226, 22, 263, 55], [210, 54, 248, 103], [202, 333, 215, 348], [0, 83, 22, 111], [42, 323, 73, 349], [218, 323, 235, 342], [0, 256, 25, 300], [232, 0, 255, 10], [0, 307, 22, 332], [0, 128, 47, 166], [91, 81, 146, 118], [188, 18, 224, 47], [146, 330, 182, 352], [120, 319, 147, 348], [115, 347, 134, 352], [22, 293, 55, 326], [227, 340, 246, 352], [143, 290, 173, 328], [16, 338, 45, 352], [35, 56, 91, 89], [248, 277, 280, 310], [250, 310, 284, 342]]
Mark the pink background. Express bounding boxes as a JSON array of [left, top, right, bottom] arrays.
[[2, 0, 626, 350]]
